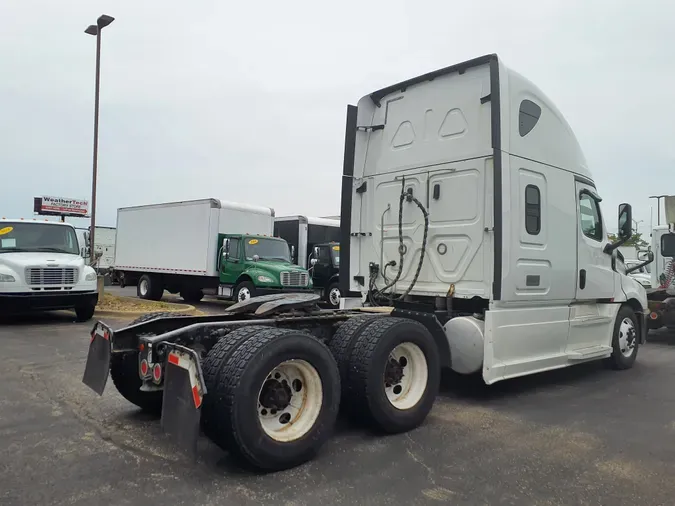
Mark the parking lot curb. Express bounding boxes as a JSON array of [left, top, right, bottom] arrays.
[[94, 304, 200, 318]]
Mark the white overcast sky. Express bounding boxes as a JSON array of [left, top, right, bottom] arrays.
[[0, 0, 673, 237]]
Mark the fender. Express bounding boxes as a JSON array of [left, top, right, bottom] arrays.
[[237, 268, 276, 286]]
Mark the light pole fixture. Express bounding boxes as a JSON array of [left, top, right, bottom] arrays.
[[85, 14, 115, 266], [649, 195, 668, 226]]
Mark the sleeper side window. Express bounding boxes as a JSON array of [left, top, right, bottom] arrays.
[[525, 185, 541, 235], [519, 99, 542, 137], [579, 193, 603, 242]]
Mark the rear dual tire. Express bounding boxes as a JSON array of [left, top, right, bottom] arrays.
[[180, 288, 204, 303], [329, 316, 440, 433], [202, 327, 340, 471], [137, 274, 163, 301]]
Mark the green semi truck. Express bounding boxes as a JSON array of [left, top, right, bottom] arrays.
[[113, 199, 312, 302]]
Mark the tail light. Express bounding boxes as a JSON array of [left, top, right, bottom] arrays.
[[152, 363, 163, 384], [140, 359, 149, 377]]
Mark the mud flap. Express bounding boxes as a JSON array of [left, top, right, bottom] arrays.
[[82, 322, 113, 395], [161, 344, 207, 457]]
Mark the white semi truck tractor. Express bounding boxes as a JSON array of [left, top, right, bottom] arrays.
[[82, 54, 648, 471]]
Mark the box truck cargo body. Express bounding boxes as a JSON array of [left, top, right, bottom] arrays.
[[114, 199, 312, 302]]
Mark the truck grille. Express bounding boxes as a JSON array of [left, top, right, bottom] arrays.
[[25, 268, 78, 286], [280, 271, 309, 287]]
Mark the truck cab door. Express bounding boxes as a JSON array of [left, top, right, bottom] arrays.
[[566, 182, 617, 354], [311, 245, 332, 289], [575, 183, 615, 300], [220, 237, 244, 285]]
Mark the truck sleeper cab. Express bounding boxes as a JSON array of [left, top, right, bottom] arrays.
[[340, 53, 648, 383], [82, 54, 648, 473]]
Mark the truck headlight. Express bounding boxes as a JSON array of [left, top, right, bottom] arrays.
[[85, 272, 97, 281], [257, 275, 274, 283], [0, 273, 15, 282]]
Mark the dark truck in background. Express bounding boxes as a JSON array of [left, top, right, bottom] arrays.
[[274, 215, 341, 307]]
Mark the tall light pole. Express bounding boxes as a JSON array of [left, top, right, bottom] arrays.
[[85, 14, 114, 266], [649, 195, 668, 226], [632, 219, 643, 233]]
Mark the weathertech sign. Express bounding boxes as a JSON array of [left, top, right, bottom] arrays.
[[34, 196, 89, 217]]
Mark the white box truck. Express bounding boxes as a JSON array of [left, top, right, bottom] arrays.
[[113, 198, 312, 302], [0, 219, 98, 320], [75, 225, 116, 273], [93, 226, 116, 272], [84, 54, 649, 471]]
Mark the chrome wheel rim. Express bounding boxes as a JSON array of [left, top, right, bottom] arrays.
[[139, 279, 148, 297], [257, 359, 323, 442], [329, 287, 341, 306], [384, 342, 428, 410], [238, 287, 251, 301], [618, 317, 637, 358]]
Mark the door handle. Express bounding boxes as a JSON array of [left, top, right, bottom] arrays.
[[579, 269, 586, 290]]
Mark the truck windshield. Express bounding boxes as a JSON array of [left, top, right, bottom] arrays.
[[244, 238, 290, 262], [0, 222, 80, 255]]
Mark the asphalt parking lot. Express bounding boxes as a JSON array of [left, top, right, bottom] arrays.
[[3, 301, 675, 505]]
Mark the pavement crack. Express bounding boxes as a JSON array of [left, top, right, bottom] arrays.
[[405, 433, 435, 483]]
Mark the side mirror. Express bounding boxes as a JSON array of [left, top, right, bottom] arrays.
[[223, 238, 230, 260], [618, 203, 632, 240], [604, 203, 633, 254], [310, 258, 318, 266], [626, 251, 654, 274], [291, 245, 295, 261], [253, 254, 260, 262]]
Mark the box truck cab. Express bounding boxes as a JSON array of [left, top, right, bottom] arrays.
[[638, 223, 675, 329], [0, 219, 98, 320], [308, 242, 341, 307], [219, 234, 312, 301], [274, 216, 341, 306], [341, 54, 649, 382]]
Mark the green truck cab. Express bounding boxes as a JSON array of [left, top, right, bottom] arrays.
[[218, 234, 312, 302]]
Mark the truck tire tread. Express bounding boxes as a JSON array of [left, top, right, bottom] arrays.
[[328, 315, 378, 381], [201, 326, 271, 438], [209, 327, 340, 471], [606, 305, 640, 370], [345, 317, 440, 433]]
